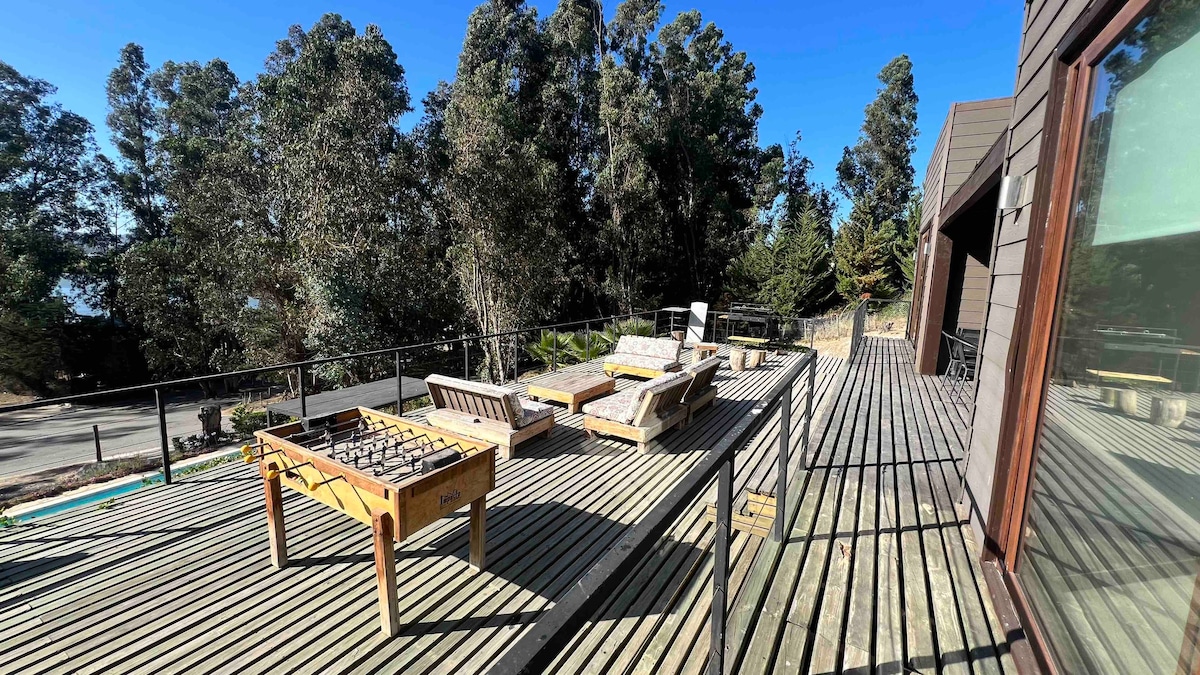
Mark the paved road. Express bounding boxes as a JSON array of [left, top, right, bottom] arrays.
[[0, 393, 241, 479]]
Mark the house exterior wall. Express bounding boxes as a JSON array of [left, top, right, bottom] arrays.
[[961, 0, 1096, 543], [912, 98, 1012, 374]]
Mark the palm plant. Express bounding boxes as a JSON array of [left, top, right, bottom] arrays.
[[598, 317, 655, 349], [525, 330, 575, 368], [565, 331, 607, 362]]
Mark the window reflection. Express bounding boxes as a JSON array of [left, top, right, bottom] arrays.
[[1019, 1, 1200, 673]]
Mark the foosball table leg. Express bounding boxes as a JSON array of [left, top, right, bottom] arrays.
[[264, 470, 287, 568], [372, 509, 400, 637], [469, 496, 486, 573]]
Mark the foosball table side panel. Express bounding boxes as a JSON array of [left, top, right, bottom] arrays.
[[398, 447, 496, 540]]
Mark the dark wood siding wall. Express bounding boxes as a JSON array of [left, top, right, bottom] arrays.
[[912, 98, 1012, 374], [943, 100, 1013, 200], [962, 0, 1097, 543], [958, 254, 990, 331]]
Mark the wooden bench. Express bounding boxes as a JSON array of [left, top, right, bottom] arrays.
[[424, 375, 555, 460], [583, 372, 691, 453]]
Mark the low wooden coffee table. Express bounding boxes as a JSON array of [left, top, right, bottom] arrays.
[[527, 373, 616, 414]]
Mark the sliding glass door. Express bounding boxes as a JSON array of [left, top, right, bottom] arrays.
[[1016, 1, 1200, 672]]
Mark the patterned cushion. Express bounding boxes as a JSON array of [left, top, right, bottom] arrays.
[[603, 353, 679, 373], [583, 371, 689, 424], [518, 399, 556, 427], [582, 390, 641, 423], [425, 374, 522, 423], [614, 335, 682, 361]]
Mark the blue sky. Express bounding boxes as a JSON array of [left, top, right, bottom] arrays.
[[1, 0, 1025, 202]]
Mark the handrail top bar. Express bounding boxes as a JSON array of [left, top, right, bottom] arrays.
[[495, 350, 816, 675], [0, 309, 658, 414]]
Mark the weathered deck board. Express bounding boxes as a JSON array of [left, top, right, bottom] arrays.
[[590, 337, 1018, 675], [0, 339, 1021, 674], [0, 346, 841, 675]]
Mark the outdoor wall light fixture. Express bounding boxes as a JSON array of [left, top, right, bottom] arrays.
[[997, 174, 1026, 211]]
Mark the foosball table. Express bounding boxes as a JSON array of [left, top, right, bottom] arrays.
[[243, 406, 497, 636]]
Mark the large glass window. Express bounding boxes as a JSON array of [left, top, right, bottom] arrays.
[[1018, 2, 1200, 672]]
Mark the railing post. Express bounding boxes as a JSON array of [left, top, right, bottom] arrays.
[[669, 310, 674, 335], [93, 424, 102, 463], [552, 328, 558, 372], [585, 322, 591, 356], [512, 335, 518, 383], [805, 352, 816, 463], [775, 381, 791, 542], [654, 310, 659, 337], [155, 388, 171, 485], [297, 365, 307, 418], [395, 351, 403, 412], [710, 455, 733, 675], [464, 339, 470, 380]]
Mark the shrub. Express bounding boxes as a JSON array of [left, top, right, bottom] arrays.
[[231, 403, 269, 438]]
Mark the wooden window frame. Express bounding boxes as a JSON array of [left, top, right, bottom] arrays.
[[982, 0, 1168, 672]]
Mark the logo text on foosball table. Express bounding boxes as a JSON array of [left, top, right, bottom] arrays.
[[439, 489, 461, 506]]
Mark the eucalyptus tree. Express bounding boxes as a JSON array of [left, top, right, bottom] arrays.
[[596, 1, 765, 309], [117, 55, 249, 380], [442, 0, 570, 381], [105, 43, 166, 242], [836, 54, 918, 225], [595, 0, 665, 311], [835, 54, 918, 294], [0, 62, 105, 392]]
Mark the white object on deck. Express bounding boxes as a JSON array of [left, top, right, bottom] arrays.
[[687, 302, 708, 345]]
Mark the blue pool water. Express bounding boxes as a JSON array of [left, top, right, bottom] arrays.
[[3, 454, 237, 526]]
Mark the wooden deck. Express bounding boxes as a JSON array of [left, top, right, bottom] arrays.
[[0, 339, 1018, 674], [550, 337, 1018, 675], [0, 346, 842, 675]]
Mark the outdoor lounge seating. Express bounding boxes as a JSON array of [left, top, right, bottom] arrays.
[[602, 335, 683, 379], [582, 371, 691, 453], [424, 374, 555, 460], [681, 357, 721, 424]]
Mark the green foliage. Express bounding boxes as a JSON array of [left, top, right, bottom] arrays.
[[0, 61, 105, 394], [836, 54, 919, 225], [599, 317, 655, 348], [593, 2, 768, 310], [728, 208, 837, 316], [833, 197, 899, 303], [525, 330, 576, 368], [835, 54, 918, 294], [230, 403, 268, 438], [1, 7, 926, 396], [896, 190, 922, 291], [565, 330, 608, 362]]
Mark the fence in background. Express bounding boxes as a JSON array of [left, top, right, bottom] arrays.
[[0, 310, 663, 483]]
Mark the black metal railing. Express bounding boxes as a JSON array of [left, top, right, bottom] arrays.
[[849, 298, 912, 363], [494, 349, 819, 675], [0, 309, 664, 482]]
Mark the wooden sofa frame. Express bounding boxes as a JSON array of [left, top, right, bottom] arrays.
[[583, 376, 691, 453], [425, 379, 554, 460], [681, 361, 720, 424], [603, 361, 682, 379]]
